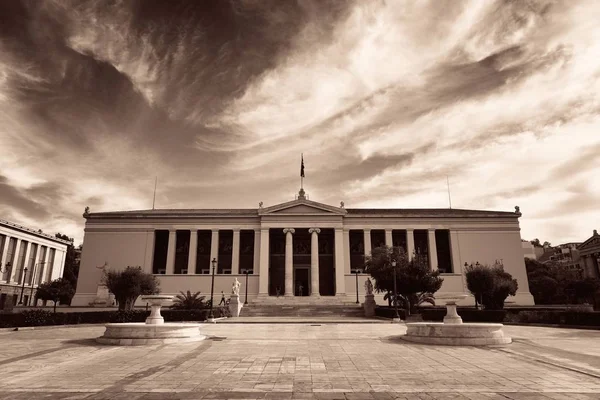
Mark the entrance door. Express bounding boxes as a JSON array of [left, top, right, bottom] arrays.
[[294, 267, 310, 296]]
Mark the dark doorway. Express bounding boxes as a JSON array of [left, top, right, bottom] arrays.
[[294, 267, 309, 296], [269, 229, 285, 296], [152, 230, 169, 274], [318, 228, 335, 296]]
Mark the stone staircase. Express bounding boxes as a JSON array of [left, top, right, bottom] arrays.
[[239, 297, 365, 317]]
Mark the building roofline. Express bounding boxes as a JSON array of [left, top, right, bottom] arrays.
[[0, 219, 72, 246], [85, 207, 520, 220]]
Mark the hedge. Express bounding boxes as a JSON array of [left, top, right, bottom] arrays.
[[0, 307, 230, 328], [375, 306, 600, 327]]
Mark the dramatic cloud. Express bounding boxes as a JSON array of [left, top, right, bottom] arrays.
[[0, 0, 599, 245]]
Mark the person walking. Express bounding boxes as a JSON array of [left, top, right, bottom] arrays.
[[218, 291, 226, 305]]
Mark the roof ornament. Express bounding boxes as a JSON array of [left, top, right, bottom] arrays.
[[298, 188, 306, 200], [83, 206, 90, 217], [514, 205, 521, 215], [340, 201, 345, 208], [594, 229, 598, 236], [258, 202, 263, 209]]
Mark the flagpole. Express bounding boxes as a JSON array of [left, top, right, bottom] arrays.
[[152, 176, 157, 210]]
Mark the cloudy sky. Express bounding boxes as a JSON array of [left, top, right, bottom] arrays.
[[1, 0, 599, 245]]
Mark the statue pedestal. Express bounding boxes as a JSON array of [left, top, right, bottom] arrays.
[[443, 302, 463, 324], [363, 294, 376, 317], [91, 285, 111, 307], [229, 294, 243, 317]]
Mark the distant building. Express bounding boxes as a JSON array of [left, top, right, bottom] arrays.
[[578, 230, 600, 279], [537, 242, 582, 273], [522, 240, 537, 260], [0, 219, 70, 307]]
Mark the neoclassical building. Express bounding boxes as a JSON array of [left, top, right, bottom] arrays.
[[73, 190, 535, 306], [0, 219, 69, 307], [578, 230, 600, 279]]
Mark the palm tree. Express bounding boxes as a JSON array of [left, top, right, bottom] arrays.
[[172, 290, 206, 310]]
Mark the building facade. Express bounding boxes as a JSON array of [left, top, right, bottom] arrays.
[[578, 230, 600, 279], [73, 192, 535, 307], [0, 219, 69, 307]]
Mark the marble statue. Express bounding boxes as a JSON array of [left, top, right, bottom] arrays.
[[232, 278, 241, 295], [364, 278, 374, 295]]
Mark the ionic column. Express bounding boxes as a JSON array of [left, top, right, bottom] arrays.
[[258, 228, 269, 295], [449, 230, 461, 274], [363, 229, 372, 258], [283, 228, 295, 296], [385, 230, 393, 247], [22, 241, 31, 284], [335, 228, 346, 295], [309, 228, 320, 296], [406, 229, 415, 261], [165, 230, 176, 274], [343, 229, 351, 274], [0, 236, 10, 282], [10, 239, 22, 283], [187, 230, 197, 275], [428, 229, 438, 270], [232, 229, 240, 275], [253, 230, 260, 274], [41, 247, 50, 284], [144, 230, 155, 273], [210, 229, 219, 272]]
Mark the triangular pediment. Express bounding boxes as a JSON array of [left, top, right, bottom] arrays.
[[259, 199, 347, 216], [578, 233, 600, 254]]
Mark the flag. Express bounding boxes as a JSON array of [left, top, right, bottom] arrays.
[[301, 154, 305, 178]]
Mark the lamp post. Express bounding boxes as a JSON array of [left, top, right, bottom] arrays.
[[209, 257, 217, 320], [392, 259, 400, 320], [244, 270, 249, 305], [18, 267, 28, 305], [355, 269, 359, 304]]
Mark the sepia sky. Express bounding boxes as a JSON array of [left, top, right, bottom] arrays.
[[1, 0, 599, 245]]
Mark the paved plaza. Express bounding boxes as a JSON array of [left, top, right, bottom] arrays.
[[0, 322, 599, 399]]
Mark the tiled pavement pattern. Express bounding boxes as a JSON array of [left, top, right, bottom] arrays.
[[0, 323, 599, 399]]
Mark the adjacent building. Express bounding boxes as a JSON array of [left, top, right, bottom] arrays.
[[0, 219, 70, 307], [73, 190, 535, 306], [578, 230, 600, 279]]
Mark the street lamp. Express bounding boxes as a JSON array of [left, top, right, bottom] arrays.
[[18, 267, 28, 305], [209, 257, 217, 320], [355, 269, 359, 304], [392, 259, 400, 320], [244, 270, 249, 305]]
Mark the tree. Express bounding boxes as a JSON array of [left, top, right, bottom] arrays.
[[484, 267, 518, 310], [172, 290, 206, 310], [530, 238, 542, 247], [102, 266, 160, 311], [36, 278, 75, 313], [365, 245, 443, 316], [464, 263, 518, 310], [464, 263, 495, 310], [55, 233, 80, 304]]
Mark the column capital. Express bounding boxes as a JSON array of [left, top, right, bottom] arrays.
[[232, 228, 241, 233], [283, 228, 295, 235], [211, 228, 219, 233], [363, 228, 371, 233], [308, 228, 321, 234], [428, 228, 436, 232]]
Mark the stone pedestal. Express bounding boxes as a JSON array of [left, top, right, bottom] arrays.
[[363, 294, 376, 317], [91, 285, 110, 307], [443, 302, 463, 324], [229, 294, 243, 317]]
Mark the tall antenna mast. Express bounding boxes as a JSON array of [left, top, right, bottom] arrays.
[[152, 176, 157, 210], [447, 175, 452, 209]]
